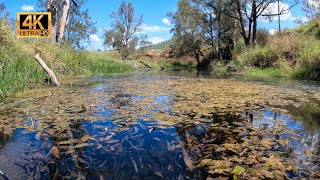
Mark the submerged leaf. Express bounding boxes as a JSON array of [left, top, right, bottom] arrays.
[[73, 143, 90, 149], [35, 132, 41, 140], [51, 146, 60, 158]]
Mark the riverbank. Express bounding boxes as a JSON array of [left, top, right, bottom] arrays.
[[232, 20, 320, 80]]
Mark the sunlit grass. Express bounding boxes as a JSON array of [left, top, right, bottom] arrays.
[[0, 23, 134, 98]]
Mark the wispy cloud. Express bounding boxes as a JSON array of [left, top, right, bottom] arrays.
[[89, 34, 102, 43], [21, 4, 35, 11], [141, 24, 170, 33], [148, 37, 166, 44], [162, 18, 171, 26]]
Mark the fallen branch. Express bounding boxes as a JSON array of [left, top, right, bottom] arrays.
[[34, 53, 61, 86], [139, 61, 153, 69]]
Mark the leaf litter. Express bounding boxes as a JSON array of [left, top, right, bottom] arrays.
[[0, 75, 319, 179]]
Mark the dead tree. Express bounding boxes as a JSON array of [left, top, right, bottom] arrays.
[[34, 53, 60, 86], [46, 0, 77, 43]]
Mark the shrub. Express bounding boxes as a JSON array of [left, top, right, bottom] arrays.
[[269, 33, 302, 64], [256, 29, 269, 46], [293, 40, 320, 79], [236, 46, 277, 68]]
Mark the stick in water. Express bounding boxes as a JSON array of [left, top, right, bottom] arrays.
[[34, 53, 61, 86]]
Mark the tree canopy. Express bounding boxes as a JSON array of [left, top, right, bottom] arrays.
[[104, 1, 146, 60]]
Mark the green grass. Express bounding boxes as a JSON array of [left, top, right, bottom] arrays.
[[0, 22, 134, 98], [233, 20, 320, 80], [290, 19, 320, 39], [244, 68, 288, 77]]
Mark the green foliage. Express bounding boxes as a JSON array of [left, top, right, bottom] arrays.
[[169, 0, 206, 61], [63, 0, 97, 49], [291, 19, 320, 39], [292, 40, 320, 79], [104, 1, 146, 60], [236, 46, 277, 68], [244, 68, 287, 77], [149, 40, 172, 50]]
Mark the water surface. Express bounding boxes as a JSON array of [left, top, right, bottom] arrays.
[[0, 70, 319, 179]]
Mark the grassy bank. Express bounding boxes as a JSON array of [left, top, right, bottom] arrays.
[[0, 21, 134, 98], [233, 20, 320, 80]]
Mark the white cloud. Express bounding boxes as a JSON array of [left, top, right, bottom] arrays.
[[141, 24, 170, 33], [269, 29, 277, 35], [148, 37, 166, 44], [162, 18, 171, 26], [21, 4, 35, 11], [89, 34, 102, 43], [259, 2, 292, 21]]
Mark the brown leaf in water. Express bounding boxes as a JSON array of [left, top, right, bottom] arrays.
[[58, 140, 72, 145], [73, 143, 90, 149], [182, 148, 195, 171], [35, 132, 41, 140], [81, 135, 95, 143], [154, 171, 163, 178], [51, 146, 60, 158]]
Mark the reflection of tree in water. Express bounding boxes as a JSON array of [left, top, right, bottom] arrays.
[[174, 112, 313, 179], [47, 121, 89, 179], [288, 102, 320, 173], [13, 120, 90, 179]]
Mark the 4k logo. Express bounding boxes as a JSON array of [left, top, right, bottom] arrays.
[[17, 12, 51, 38]]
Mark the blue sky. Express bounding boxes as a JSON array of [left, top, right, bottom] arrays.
[[2, 0, 311, 50]]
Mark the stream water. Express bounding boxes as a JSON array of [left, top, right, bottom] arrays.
[[0, 70, 319, 179]]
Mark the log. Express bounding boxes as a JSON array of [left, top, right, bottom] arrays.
[[34, 53, 61, 86]]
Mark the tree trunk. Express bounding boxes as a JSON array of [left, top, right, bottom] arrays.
[[34, 53, 60, 86], [233, 19, 237, 49], [217, 0, 222, 60], [278, 0, 281, 33], [47, 0, 58, 43], [236, 0, 250, 47], [252, 0, 257, 47], [57, 0, 70, 43]]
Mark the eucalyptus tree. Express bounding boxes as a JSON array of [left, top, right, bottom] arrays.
[[38, 0, 96, 48], [104, 1, 144, 60], [62, 0, 96, 49], [169, 0, 210, 68], [206, 0, 298, 47], [302, 0, 320, 21]]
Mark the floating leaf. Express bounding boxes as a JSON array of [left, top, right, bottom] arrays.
[[198, 159, 212, 167], [233, 166, 245, 174], [35, 132, 41, 140], [73, 143, 90, 149], [305, 150, 312, 157], [51, 146, 60, 158], [130, 156, 138, 173], [154, 171, 163, 178], [215, 147, 226, 153], [81, 135, 95, 143]]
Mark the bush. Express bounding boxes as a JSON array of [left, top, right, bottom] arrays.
[[256, 29, 269, 46], [236, 46, 277, 68], [293, 40, 320, 79], [269, 33, 302, 64]]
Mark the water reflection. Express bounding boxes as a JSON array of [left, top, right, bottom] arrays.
[[0, 72, 320, 179]]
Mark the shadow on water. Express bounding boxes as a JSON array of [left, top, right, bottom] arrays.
[[0, 71, 320, 179]]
